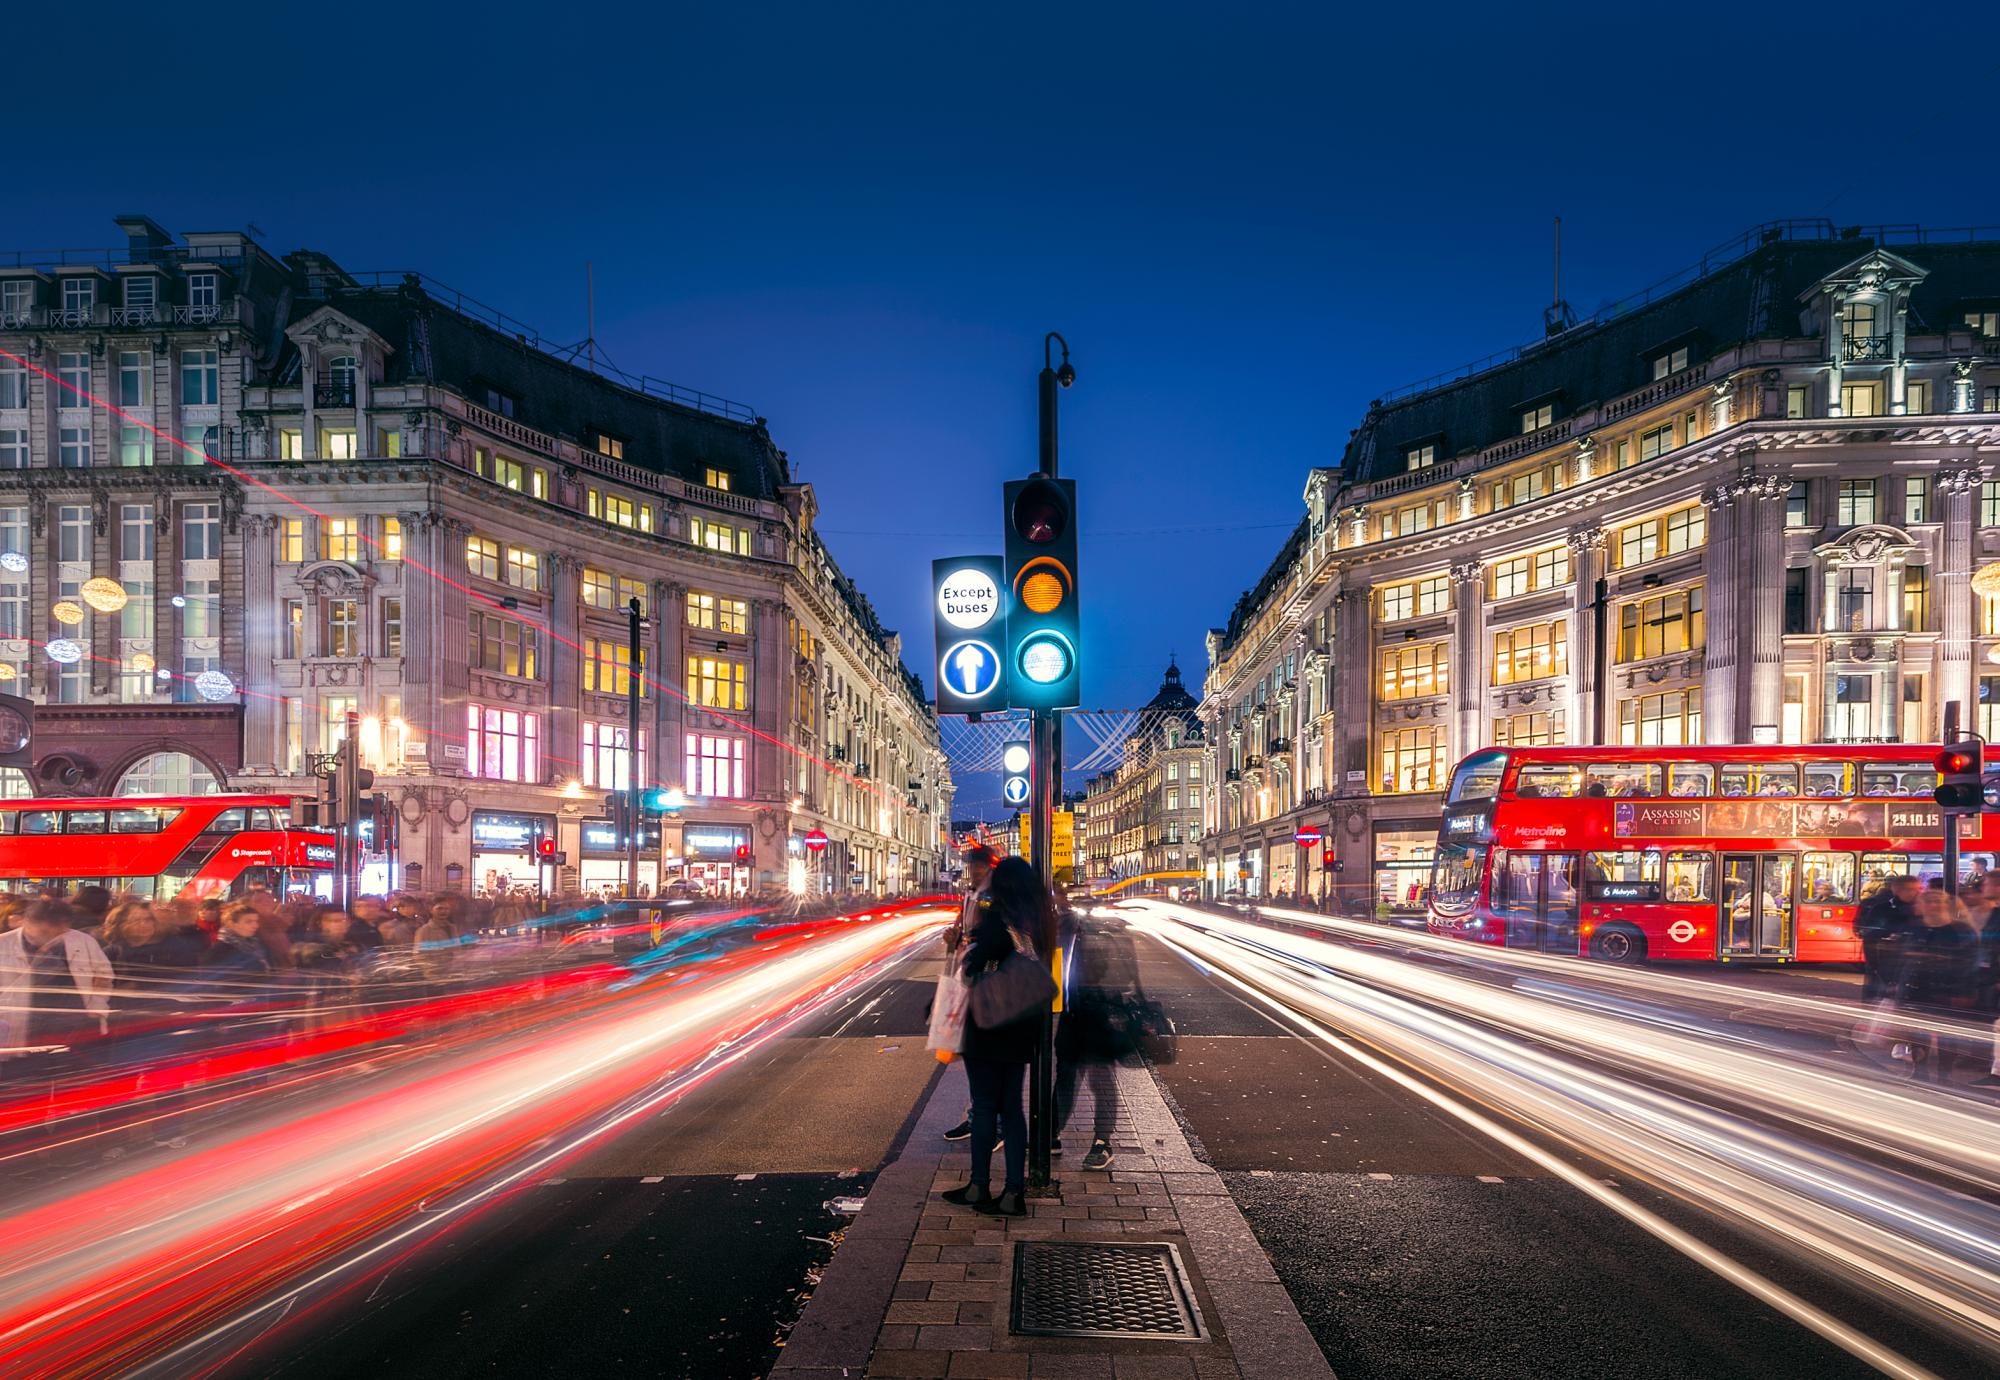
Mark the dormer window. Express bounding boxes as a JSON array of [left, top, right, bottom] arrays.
[[703, 466, 733, 490], [0, 280, 31, 322], [596, 433, 624, 460], [187, 273, 219, 314], [1965, 310, 1999, 339], [1520, 403, 1554, 434], [1651, 346, 1689, 380], [1841, 301, 1888, 361], [124, 277, 156, 312], [62, 279, 95, 315], [481, 386, 516, 418]]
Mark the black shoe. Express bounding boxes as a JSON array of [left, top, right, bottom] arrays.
[[940, 1184, 992, 1206], [977, 1190, 1027, 1217], [942, 1119, 972, 1141], [1082, 1140, 1114, 1170]]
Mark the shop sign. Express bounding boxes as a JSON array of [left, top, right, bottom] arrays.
[[472, 812, 546, 851], [1293, 826, 1323, 848], [686, 828, 748, 856], [581, 819, 622, 854]]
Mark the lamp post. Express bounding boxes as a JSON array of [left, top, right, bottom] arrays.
[[625, 596, 646, 899], [1028, 332, 1073, 1193]]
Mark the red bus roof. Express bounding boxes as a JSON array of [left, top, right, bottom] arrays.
[[0, 794, 297, 811], [1463, 744, 1946, 766]]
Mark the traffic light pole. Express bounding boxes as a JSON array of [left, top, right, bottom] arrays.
[[625, 597, 644, 900], [1026, 333, 1069, 1194], [1944, 700, 1961, 902]]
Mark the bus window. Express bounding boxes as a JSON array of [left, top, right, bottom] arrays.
[[1583, 764, 1662, 798], [247, 807, 283, 830], [1516, 764, 1581, 798], [1802, 852, 1857, 903], [1859, 767, 1930, 797], [1430, 844, 1483, 916], [1493, 851, 1537, 918], [1663, 851, 1713, 902], [1446, 751, 1508, 806], [200, 808, 248, 834], [1584, 849, 1662, 900], [19, 810, 60, 835], [1666, 763, 1713, 797], [111, 808, 168, 833], [1803, 763, 1851, 798], [1718, 763, 1799, 797], [64, 810, 109, 835]]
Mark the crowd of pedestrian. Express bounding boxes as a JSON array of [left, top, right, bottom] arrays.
[[1854, 872, 2000, 1086]]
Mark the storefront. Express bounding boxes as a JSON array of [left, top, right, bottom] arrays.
[[1373, 821, 1439, 923], [471, 810, 555, 896], [577, 817, 658, 896], [680, 823, 751, 896], [1266, 841, 1296, 898]]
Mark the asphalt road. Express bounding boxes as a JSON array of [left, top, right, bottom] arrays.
[[1127, 928, 1985, 1380], [217, 954, 946, 1380]]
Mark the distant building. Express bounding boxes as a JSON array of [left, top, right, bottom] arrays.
[[0, 216, 951, 897], [1090, 660, 1205, 882], [1200, 222, 2000, 913]]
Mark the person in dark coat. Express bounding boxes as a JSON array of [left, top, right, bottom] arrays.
[[1899, 890, 1981, 1082], [1856, 875, 1920, 1001], [941, 856, 1054, 1217], [1055, 906, 1144, 1170]]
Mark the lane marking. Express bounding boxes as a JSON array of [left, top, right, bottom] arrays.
[[735, 1173, 758, 1181], [1367, 1173, 1393, 1181], [641, 1176, 663, 1184], [1478, 1175, 1504, 1184]]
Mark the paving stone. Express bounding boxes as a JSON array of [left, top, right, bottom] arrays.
[[947, 1355, 1031, 1378], [886, 1300, 962, 1325], [1029, 1358, 1115, 1379], [866, 1351, 952, 1378], [899, 1263, 968, 1283], [915, 1323, 995, 1351]]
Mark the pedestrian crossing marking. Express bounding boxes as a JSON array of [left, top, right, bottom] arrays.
[[1477, 1175, 1503, 1184]]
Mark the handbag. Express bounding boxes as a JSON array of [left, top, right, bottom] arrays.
[[968, 950, 1058, 1030], [926, 970, 970, 1055]]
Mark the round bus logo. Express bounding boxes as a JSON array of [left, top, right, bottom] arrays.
[[1668, 920, 1697, 943]]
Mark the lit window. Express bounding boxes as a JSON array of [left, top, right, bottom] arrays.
[[1492, 709, 1566, 746], [687, 590, 749, 633], [1379, 725, 1446, 794], [323, 599, 360, 658], [180, 349, 218, 406], [703, 467, 732, 490], [1378, 575, 1448, 622], [1786, 384, 1811, 419], [598, 434, 625, 461], [505, 546, 541, 591], [468, 611, 540, 678], [280, 518, 306, 563], [382, 517, 402, 561], [278, 429, 304, 460], [1490, 547, 1570, 600], [590, 489, 646, 530], [583, 722, 646, 789], [685, 733, 747, 798], [692, 655, 748, 710], [1837, 478, 1877, 526], [467, 705, 540, 782], [321, 429, 358, 460], [1905, 379, 1931, 415], [1377, 643, 1448, 702], [1619, 689, 1702, 746], [1616, 506, 1705, 568], [1638, 423, 1674, 462], [465, 534, 500, 580], [582, 567, 615, 609], [1404, 443, 1436, 472], [1492, 620, 1569, 685], [1839, 381, 1882, 417], [1520, 403, 1554, 434], [1652, 346, 1689, 380], [322, 518, 360, 562], [1617, 588, 1705, 662], [584, 638, 640, 696], [690, 516, 751, 555]]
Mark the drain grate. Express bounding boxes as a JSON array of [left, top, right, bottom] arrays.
[[1010, 1240, 1204, 1340]]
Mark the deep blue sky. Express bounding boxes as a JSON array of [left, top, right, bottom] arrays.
[[16, 3, 1995, 788]]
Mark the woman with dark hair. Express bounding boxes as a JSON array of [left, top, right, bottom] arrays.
[[941, 855, 1054, 1217]]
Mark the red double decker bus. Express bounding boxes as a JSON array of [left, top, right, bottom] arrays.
[[1427, 745, 1993, 965], [0, 794, 336, 901]]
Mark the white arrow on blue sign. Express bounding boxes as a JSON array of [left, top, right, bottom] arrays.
[[1002, 774, 1031, 808], [940, 639, 1002, 702]]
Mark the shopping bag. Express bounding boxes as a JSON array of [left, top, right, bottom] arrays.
[[927, 970, 970, 1054]]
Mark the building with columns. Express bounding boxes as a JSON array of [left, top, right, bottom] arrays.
[[1199, 222, 2000, 914], [0, 216, 951, 896], [1082, 660, 1205, 883]]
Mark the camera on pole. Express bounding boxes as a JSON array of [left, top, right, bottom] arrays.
[[1003, 477, 1081, 711]]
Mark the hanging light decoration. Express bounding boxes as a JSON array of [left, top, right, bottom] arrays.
[[194, 670, 236, 702], [51, 601, 85, 626], [1974, 560, 2000, 600], [129, 651, 156, 672], [0, 665, 15, 682], [81, 577, 129, 614], [46, 639, 83, 664]]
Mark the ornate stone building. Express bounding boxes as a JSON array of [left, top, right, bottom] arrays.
[[1085, 660, 1205, 883], [1199, 222, 2000, 913], [0, 216, 951, 896]]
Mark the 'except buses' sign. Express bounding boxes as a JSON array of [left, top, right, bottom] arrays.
[[931, 555, 1008, 715], [1612, 799, 1973, 840]]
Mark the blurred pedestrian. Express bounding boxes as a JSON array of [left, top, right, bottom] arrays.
[[205, 904, 275, 980], [941, 856, 1055, 1218], [1898, 889, 1981, 1081], [941, 845, 996, 1145], [0, 899, 113, 1072], [1857, 875, 1919, 1002], [1055, 905, 1144, 1170]]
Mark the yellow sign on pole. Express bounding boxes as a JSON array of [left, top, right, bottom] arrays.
[[1018, 810, 1077, 873]]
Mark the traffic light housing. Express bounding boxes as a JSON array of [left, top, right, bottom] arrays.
[[1935, 737, 1983, 814], [1003, 477, 1080, 710], [536, 834, 557, 861], [639, 786, 686, 815], [1000, 737, 1032, 813], [734, 844, 751, 864], [604, 794, 630, 844]]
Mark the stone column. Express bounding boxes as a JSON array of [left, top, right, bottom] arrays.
[[1938, 465, 1981, 728], [1333, 581, 1372, 794], [656, 580, 686, 785], [545, 554, 581, 784], [239, 515, 282, 770], [1699, 482, 1740, 743], [1449, 560, 1485, 758], [88, 487, 114, 697], [1745, 469, 1790, 736], [1566, 524, 1605, 744]]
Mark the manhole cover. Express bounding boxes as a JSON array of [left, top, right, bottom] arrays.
[[1010, 1240, 1204, 1340]]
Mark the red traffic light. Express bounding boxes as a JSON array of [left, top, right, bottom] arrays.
[[734, 844, 750, 862], [1937, 748, 1978, 774], [537, 836, 557, 858], [1010, 479, 1070, 545]]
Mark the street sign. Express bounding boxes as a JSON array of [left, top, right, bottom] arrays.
[[1000, 736, 1032, 811], [932, 556, 1008, 715], [1018, 811, 1076, 870], [1002, 773, 1031, 809], [1294, 826, 1323, 848], [804, 828, 829, 853]]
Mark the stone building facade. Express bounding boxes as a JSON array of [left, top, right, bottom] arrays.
[[1084, 660, 1205, 883], [0, 216, 950, 896], [1199, 223, 2000, 914]]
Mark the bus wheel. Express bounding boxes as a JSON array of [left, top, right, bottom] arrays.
[[1590, 924, 1646, 964]]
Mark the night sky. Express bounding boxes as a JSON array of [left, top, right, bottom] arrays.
[[16, 2, 1993, 741]]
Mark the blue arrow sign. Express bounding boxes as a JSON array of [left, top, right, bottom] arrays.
[[1002, 774, 1031, 808], [940, 639, 1002, 702]]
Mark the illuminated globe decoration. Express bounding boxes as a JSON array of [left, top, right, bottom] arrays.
[[46, 639, 84, 664], [1975, 560, 2000, 601], [155, 668, 173, 682], [129, 652, 156, 672], [51, 601, 85, 626], [1017, 632, 1074, 685], [81, 577, 129, 614], [195, 670, 237, 702], [0, 664, 14, 682], [0, 552, 26, 574], [1001, 742, 1032, 775]]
